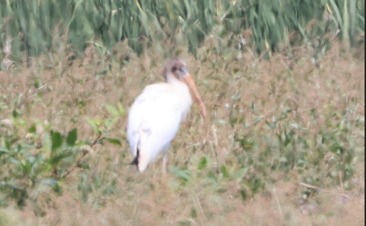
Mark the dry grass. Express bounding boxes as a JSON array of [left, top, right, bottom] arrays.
[[0, 40, 364, 226]]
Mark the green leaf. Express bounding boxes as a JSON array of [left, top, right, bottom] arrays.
[[105, 104, 119, 118], [232, 167, 249, 179], [51, 132, 63, 151], [43, 132, 52, 151], [117, 103, 125, 116], [12, 109, 20, 118], [221, 165, 229, 178], [240, 188, 248, 200], [265, 120, 276, 129], [28, 124, 36, 133], [5, 140, 10, 150], [66, 128, 77, 146], [34, 80, 40, 89], [105, 119, 113, 130], [10, 157, 21, 165], [235, 137, 254, 150], [16, 144, 22, 152], [40, 179, 58, 186], [0, 147, 9, 153], [279, 156, 288, 163], [198, 156, 207, 169], [48, 152, 72, 165], [207, 172, 217, 183], [190, 207, 197, 219], [0, 182, 23, 190], [171, 167, 191, 181], [21, 160, 33, 175], [87, 119, 102, 135], [105, 137, 122, 146]]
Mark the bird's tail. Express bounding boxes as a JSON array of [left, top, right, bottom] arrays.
[[129, 130, 149, 172]]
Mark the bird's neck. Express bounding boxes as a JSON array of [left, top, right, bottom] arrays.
[[165, 73, 193, 120], [165, 74, 186, 89]]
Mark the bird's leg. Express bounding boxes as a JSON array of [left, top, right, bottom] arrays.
[[161, 144, 170, 177], [159, 144, 170, 187], [162, 154, 168, 177], [159, 153, 169, 188]]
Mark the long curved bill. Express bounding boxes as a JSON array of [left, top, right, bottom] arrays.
[[182, 74, 207, 118]]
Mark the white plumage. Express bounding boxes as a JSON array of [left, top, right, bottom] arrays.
[[127, 57, 206, 173]]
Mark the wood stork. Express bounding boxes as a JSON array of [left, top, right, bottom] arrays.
[[127, 57, 207, 173]]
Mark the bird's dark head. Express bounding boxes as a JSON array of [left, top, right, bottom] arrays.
[[163, 56, 189, 81]]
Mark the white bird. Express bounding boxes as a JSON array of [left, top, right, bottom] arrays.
[[127, 57, 207, 173]]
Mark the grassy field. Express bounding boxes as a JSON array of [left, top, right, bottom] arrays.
[[0, 39, 364, 225]]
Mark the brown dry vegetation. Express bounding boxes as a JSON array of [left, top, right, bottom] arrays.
[[0, 40, 364, 226]]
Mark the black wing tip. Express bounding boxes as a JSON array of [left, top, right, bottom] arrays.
[[130, 147, 140, 167], [130, 156, 139, 166]]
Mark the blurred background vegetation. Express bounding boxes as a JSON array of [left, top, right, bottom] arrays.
[[0, 0, 364, 225], [0, 0, 364, 62]]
